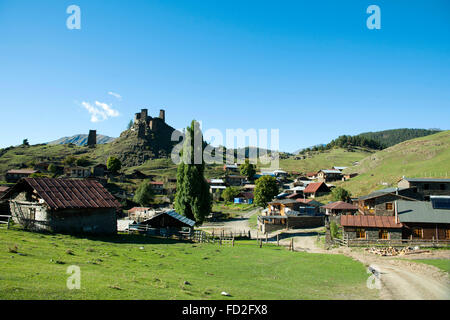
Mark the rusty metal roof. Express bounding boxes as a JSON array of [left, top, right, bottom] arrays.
[[20, 178, 121, 210], [304, 182, 328, 193], [340, 215, 403, 229], [322, 201, 357, 210]]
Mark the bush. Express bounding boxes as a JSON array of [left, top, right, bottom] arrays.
[[330, 222, 341, 239], [222, 187, 241, 203]]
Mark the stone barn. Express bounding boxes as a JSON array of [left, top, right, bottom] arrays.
[[0, 178, 121, 234]]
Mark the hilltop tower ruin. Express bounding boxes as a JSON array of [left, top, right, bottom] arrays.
[[87, 130, 97, 147], [131, 108, 167, 139]]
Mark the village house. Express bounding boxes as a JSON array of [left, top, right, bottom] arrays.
[[306, 172, 318, 180], [128, 207, 156, 222], [342, 173, 358, 181], [150, 181, 164, 194], [5, 169, 39, 183], [64, 166, 91, 178], [223, 163, 239, 173], [126, 169, 149, 180], [209, 178, 226, 192], [92, 164, 108, 177], [396, 197, 450, 240], [317, 169, 343, 182], [258, 199, 323, 233], [133, 210, 195, 236], [303, 182, 331, 198], [0, 186, 9, 198], [340, 215, 403, 240], [357, 188, 419, 216], [398, 177, 450, 199], [321, 201, 358, 216], [0, 178, 120, 234], [234, 191, 254, 204], [242, 184, 255, 192], [225, 175, 246, 187]]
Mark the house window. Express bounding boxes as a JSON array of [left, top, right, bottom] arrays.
[[356, 228, 366, 239], [423, 184, 429, 190], [28, 208, 36, 221], [385, 203, 393, 211], [412, 228, 423, 239], [379, 229, 389, 240], [440, 184, 446, 191]]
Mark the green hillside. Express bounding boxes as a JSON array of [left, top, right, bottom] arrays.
[[278, 147, 373, 173], [338, 130, 450, 196], [357, 128, 442, 149]]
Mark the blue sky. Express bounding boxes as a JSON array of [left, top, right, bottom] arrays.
[[0, 0, 449, 152]]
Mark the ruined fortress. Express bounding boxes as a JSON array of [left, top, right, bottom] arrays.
[[131, 108, 168, 139]]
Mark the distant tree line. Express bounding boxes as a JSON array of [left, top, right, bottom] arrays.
[[297, 128, 441, 154]]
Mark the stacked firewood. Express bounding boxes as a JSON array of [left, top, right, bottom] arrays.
[[365, 246, 429, 256]]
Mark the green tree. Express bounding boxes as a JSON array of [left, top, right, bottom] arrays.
[[48, 164, 57, 174], [331, 187, 352, 202], [22, 139, 29, 146], [133, 180, 155, 207], [107, 157, 122, 174], [222, 186, 241, 203], [254, 176, 279, 207], [174, 120, 212, 225], [64, 155, 77, 166], [127, 120, 133, 130], [239, 160, 256, 180], [75, 156, 90, 167]]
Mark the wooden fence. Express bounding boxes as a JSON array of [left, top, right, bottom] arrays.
[[0, 215, 11, 229], [333, 235, 450, 248]]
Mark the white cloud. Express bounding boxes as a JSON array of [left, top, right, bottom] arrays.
[[108, 91, 122, 100], [81, 101, 120, 123]]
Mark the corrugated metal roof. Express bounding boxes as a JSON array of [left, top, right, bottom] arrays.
[[304, 182, 329, 193], [397, 200, 450, 224], [11, 178, 121, 210], [165, 210, 196, 227], [404, 178, 450, 183], [7, 169, 38, 174], [322, 201, 357, 210], [340, 215, 403, 228], [320, 169, 342, 174]]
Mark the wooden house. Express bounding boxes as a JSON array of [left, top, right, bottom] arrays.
[[398, 177, 450, 199], [137, 210, 195, 234], [340, 215, 403, 240], [5, 169, 39, 183], [225, 175, 246, 186], [0, 178, 120, 234], [397, 198, 450, 240], [357, 188, 419, 216], [303, 182, 330, 198], [317, 169, 343, 182], [64, 166, 91, 178], [150, 181, 164, 194], [321, 201, 358, 216]]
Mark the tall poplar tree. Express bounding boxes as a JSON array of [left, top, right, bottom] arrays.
[[174, 120, 212, 225]]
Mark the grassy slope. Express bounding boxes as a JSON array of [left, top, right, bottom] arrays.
[[337, 130, 450, 196], [411, 259, 450, 273], [278, 148, 372, 173], [0, 228, 377, 300]]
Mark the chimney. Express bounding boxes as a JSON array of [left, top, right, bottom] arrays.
[[159, 109, 165, 122]]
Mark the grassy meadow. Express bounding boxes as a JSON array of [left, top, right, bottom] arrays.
[[0, 227, 378, 300]]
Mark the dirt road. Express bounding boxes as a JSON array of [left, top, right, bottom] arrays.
[[199, 208, 260, 237], [279, 230, 450, 300]]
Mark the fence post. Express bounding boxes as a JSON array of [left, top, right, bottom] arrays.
[[291, 238, 294, 252], [277, 234, 279, 246], [232, 237, 235, 247], [7, 217, 11, 230]]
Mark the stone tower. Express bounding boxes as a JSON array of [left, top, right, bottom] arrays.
[[87, 130, 97, 147], [159, 109, 165, 122]]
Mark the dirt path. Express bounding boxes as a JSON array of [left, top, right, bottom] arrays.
[[198, 208, 260, 236]]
